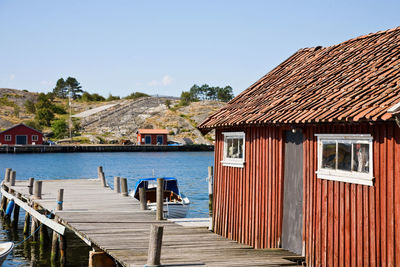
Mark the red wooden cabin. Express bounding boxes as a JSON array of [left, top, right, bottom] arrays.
[[136, 129, 168, 145], [199, 26, 400, 266], [0, 123, 43, 145]]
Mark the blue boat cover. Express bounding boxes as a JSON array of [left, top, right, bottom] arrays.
[[133, 177, 180, 196]]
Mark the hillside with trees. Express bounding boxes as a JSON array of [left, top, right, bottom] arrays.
[[0, 80, 229, 144]]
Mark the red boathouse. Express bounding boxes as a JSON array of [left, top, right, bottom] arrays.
[[199, 26, 400, 266], [136, 129, 168, 145], [0, 123, 43, 145]]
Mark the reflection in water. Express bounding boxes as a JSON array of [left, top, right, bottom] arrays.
[[0, 212, 90, 266]]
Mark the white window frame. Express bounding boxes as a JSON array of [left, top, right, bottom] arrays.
[[221, 132, 245, 168], [32, 135, 38, 141], [5, 135, 11, 141], [156, 135, 164, 145], [145, 135, 152, 144], [316, 134, 374, 186]]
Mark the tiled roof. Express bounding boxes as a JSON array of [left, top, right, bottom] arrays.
[[137, 129, 169, 134], [199, 26, 400, 130]]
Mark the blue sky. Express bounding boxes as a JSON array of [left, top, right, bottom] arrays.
[[0, 1, 399, 97]]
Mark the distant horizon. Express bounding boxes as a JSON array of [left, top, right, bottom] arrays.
[[1, 1, 399, 97]]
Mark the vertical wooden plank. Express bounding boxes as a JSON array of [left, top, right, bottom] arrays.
[[271, 127, 276, 247], [316, 150, 322, 266], [339, 182, 345, 267], [351, 184, 357, 267], [267, 127, 272, 247], [277, 128, 284, 248], [334, 182, 339, 267], [363, 185, 370, 267], [386, 124, 395, 267], [260, 127, 265, 248], [321, 179, 328, 267], [312, 126, 318, 267], [374, 125, 381, 265], [345, 183, 351, 266], [255, 127, 260, 248], [380, 125, 387, 266], [356, 185, 363, 267], [327, 180, 334, 267], [394, 124, 400, 266]]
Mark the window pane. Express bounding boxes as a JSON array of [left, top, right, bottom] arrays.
[[338, 143, 351, 171], [238, 138, 243, 158], [226, 137, 243, 159], [352, 143, 369, 173], [322, 141, 336, 169]]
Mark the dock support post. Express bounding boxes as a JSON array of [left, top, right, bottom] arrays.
[[51, 189, 64, 263], [28, 177, 35, 195], [156, 178, 164, 221], [31, 180, 42, 241], [139, 187, 147, 210], [23, 211, 30, 235], [98, 166, 107, 187], [120, 178, 128, 196], [114, 176, 121, 193], [147, 224, 164, 267], [0, 168, 11, 215], [12, 193, 21, 228], [208, 166, 214, 231]]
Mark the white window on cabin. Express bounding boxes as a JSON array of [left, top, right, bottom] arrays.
[[221, 132, 245, 168], [316, 134, 373, 186], [32, 135, 38, 141], [5, 135, 11, 141]]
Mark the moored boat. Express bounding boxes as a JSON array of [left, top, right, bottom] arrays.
[[0, 242, 14, 266], [129, 177, 190, 218]]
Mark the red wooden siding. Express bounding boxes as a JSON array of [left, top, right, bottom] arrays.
[[304, 122, 400, 267], [213, 127, 284, 249], [213, 122, 400, 266]]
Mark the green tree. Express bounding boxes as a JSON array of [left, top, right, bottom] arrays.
[[24, 100, 36, 114], [24, 120, 42, 131], [13, 105, 20, 117], [51, 119, 68, 139], [180, 91, 191, 106], [36, 108, 54, 126], [65, 77, 83, 99], [217, 86, 234, 102], [106, 94, 120, 101], [165, 99, 171, 109], [124, 92, 149, 100], [53, 78, 68, 98]]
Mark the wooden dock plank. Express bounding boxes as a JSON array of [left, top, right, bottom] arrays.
[[4, 178, 299, 266]]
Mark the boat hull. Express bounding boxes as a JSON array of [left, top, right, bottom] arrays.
[[0, 242, 14, 267], [148, 202, 190, 219]]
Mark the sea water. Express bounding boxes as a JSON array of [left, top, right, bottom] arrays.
[[0, 151, 214, 266]]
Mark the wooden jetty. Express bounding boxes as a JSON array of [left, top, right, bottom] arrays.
[[0, 168, 301, 267]]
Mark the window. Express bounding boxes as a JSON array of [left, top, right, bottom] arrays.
[[32, 135, 38, 141], [5, 135, 11, 141], [156, 135, 163, 145], [316, 134, 373, 186], [222, 132, 245, 167], [145, 135, 152, 144]]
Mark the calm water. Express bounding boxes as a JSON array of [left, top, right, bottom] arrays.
[[0, 152, 214, 266]]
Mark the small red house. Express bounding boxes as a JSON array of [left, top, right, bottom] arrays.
[[0, 123, 43, 145], [136, 129, 168, 145], [199, 26, 400, 266]]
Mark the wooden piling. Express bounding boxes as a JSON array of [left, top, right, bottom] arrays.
[[97, 166, 103, 178], [23, 211, 30, 235], [120, 178, 128, 196], [0, 168, 11, 215], [99, 170, 107, 187], [28, 177, 35, 195], [12, 193, 21, 228], [139, 187, 147, 210], [208, 166, 214, 231], [156, 178, 164, 221], [31, 181, 42, 240], [51, 189, 64, 263], [147, 224, 164, 267], [34, 181, 42, 200], [5, 168, 11, 183], [10, 171, 16, 186], [114, 176, 121, 193]]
